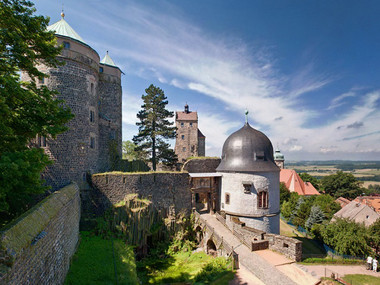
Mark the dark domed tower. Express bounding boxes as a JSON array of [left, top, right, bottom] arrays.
[[216, 121, 280, 234], [22, 13, 122, 189]]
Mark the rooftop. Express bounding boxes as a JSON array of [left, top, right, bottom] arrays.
[[100, 51, 117, 67], [47, 13, 86, 44], [333, 200, 380, 227], [280, 169, 320, 196]]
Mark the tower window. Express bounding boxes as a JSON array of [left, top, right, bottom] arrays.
[[90, 136, 95, 149], [181, 122, 184, 127], [182, 147, 186, 152], [63, 41, 70, 49], [257, 191, 268, 209], [91, 83, 94, 94], [181, 135, 185, 140], [225, 193, 230, 205], [37, 135, 46, 147], [90, 109, 95, 123], [99, 67, 103, 73], [190, 122, 193, 127]]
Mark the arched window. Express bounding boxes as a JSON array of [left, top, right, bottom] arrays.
[[257, 191, 268, 209]]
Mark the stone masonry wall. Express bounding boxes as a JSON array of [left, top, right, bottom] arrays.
[[265, 233, 302, 262], [91, 172, 192, 213], [175, 119, 199, 162], [0, 183, 80, 284]]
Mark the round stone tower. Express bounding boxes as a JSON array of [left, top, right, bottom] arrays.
[[216, 121, 280, 234], [22, 13, 122, 190]]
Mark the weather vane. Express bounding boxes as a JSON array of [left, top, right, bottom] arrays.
[[245, 109, 249, 124]]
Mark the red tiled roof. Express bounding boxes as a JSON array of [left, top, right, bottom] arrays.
[[280, 169, 320, 196], [354, 196, 380, 213], [176, 111, 197, 121], [335, 197, 351, 208]]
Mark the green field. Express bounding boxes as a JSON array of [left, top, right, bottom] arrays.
[[287, 161, 380, 186]]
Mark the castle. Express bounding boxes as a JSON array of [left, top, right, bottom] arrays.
[[22, 13, 123, 190]]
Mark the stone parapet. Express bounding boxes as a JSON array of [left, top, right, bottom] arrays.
[[0, 183, 80, 284]]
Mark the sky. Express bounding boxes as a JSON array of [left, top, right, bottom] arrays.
[[33, 0, 380, 161]]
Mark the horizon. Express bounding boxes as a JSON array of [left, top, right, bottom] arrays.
[[33, 0, 380, 161]]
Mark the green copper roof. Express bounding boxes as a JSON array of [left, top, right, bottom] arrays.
[[100, 51, 117, 67], [274, 149, 284, 160], [47, 14, 86, 44]]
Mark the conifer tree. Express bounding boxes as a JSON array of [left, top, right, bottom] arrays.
[[133, 84, 177, 170], [305, 205, 325, 230]]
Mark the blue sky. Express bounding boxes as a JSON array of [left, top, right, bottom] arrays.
[[34, 0, 380, 160]]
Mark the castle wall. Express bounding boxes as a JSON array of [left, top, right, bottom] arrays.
[[220, 172, 280, 234], [91, 172, 192, 213], [0, 183, 80, 285]]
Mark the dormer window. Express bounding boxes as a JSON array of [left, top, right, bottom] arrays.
[[63, 41, 70, 49], [256, 151, 265, 161]]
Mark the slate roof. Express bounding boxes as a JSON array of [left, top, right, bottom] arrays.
[[332, 200, 380, 227], [280, 169, 320, 196], [176, 111, 197, 121], [47, 16, 86, 44], [198, 129, 205, 138]]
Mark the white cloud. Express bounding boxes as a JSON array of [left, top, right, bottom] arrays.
[[327, 91, 356, 110]]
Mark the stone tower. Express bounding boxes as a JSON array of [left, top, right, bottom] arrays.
[[274, 149, 285, 169], [174, 104, 206, 162], [216, 121, 280, 234], [22, 13, 122, 190]]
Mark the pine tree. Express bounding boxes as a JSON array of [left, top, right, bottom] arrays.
[[133, 84, 177, 170], [305, 205, 325, 230]]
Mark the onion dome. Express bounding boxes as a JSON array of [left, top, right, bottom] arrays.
[[216, 123, 279, 172], [274, 149, 284, 160]]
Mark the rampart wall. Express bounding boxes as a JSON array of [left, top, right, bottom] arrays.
[[0, 183, 80, 285], [91, 172, 192, 214]]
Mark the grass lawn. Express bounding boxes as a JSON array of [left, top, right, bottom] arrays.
[[342, 274, 380, 285], [137, 251, 234, 284], [65, 232, 138, 285]]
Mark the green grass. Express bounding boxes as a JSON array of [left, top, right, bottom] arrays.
[[137, 251, 234, 284], [342, 274, 380, 285], [64, 232, 138, 285], [300, 257, 364, 265]]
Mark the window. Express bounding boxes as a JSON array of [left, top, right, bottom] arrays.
[[37, 135, 47, 147], [99, 67, 103, 73], [90, 109, 95, 123], [256, 151, 265, 161], [225, 193, 230, 205], [181, 122, 184, 127], [257, 191, 268, 209], [82, 172, 87, 182], [181, 135, 185, 140], [182, 147, 186, 152], [91, 83, 94, 94], [123, 177, 126, 184], [90, 136, 95, 149], [110, 130, 116, 139], [190, 122, 193, 127], [63, 41, 70, 49], [243, 182, 252, 194]]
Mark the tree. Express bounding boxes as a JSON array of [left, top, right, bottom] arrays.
[[281, 192, 299, 220], [305, 205, 325, 230], [292, 196, 315, 228], [312, 194, 341, 220], [280, 182, 290, 205], [122, 140, 147, 161], [299, 173, 320, 191], [368, 218, 380, 256], [133, 84, 177, 171], [321, 171, 363, 199], [0, 0, 73, 221], [320, 218, 370, 256]]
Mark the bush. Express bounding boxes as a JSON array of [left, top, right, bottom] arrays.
[[194, 257, 233, 283]]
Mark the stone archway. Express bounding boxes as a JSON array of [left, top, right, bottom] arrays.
[[207, 239, 217, 256], [195, 225, 203, 243]]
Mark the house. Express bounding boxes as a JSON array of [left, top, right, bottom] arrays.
[[335, 197, 351, 208], [280, 169, 320, 196], [332, 200, 380, 227], [354, 195, 380, 213]]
